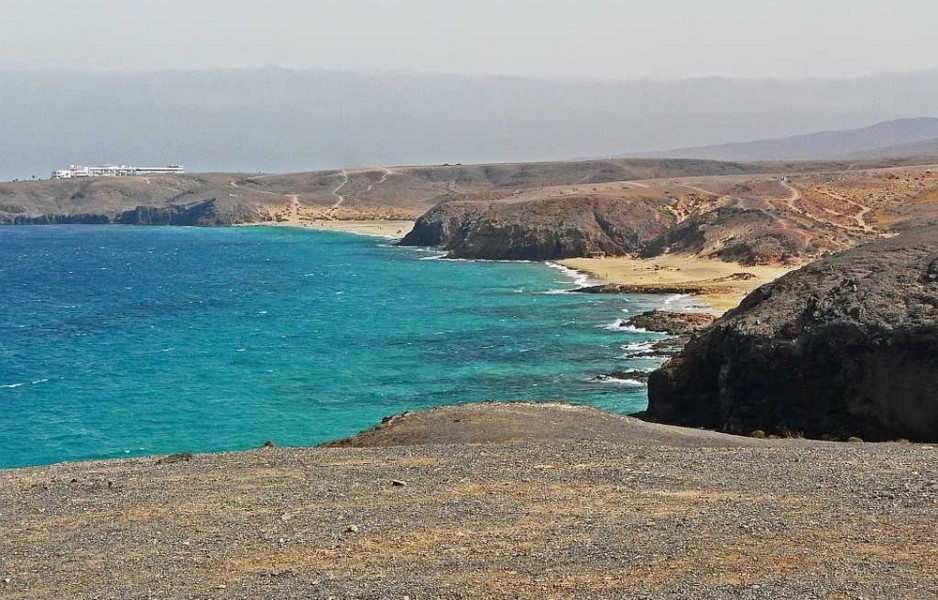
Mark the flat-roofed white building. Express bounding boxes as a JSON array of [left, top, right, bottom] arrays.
[[51, 164, 185, 179]]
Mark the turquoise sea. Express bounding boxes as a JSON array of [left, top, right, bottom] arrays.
[[0, 226, 674, 468]]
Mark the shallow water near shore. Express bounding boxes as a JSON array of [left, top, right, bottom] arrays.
[[0, 226, 671, 468]]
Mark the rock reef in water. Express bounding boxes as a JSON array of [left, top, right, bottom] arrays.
[[624, 310, 717, 335], [646, 225, 938, 441]]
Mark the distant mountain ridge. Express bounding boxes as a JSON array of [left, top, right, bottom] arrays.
[[838, 136, 938, 160], [633, 118, 938, 161]]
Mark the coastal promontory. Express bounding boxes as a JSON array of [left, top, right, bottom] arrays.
[[646, 225, 938, 441]]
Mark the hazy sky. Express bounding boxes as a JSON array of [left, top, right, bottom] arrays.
[[2, 0, 936, 79]]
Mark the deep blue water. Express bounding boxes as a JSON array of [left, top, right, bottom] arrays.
[[0, 226, 673, 468]]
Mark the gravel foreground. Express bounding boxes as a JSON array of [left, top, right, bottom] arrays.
[[1, 403, 936, 599]]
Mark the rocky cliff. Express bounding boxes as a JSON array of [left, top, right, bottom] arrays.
[[3, 198, 258, 226], [645, 226, 938, 441], [400, 196, 673, 260]]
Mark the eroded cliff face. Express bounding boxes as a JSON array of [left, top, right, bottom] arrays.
[[646, 226, 938, 441], [400, 196, 672, 260], [2, 198, 259, 227]]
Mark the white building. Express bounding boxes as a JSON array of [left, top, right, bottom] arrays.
[[51, 164, 185, 179]]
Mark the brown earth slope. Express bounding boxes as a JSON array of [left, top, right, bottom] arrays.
[[0, 158, 773, 226], [403, 164, 938, 262], [2, 403, 936, 599]]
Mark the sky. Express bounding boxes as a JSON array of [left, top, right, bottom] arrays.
[[2, 0, 937, 80]]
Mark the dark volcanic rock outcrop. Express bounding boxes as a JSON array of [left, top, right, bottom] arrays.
[[625, 310, 716, 335], [646, 226, 938, 441], [2, 198, 259, 227], [400, 196, 671, 260]]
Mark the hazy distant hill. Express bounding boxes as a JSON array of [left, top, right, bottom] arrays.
[[633, 118, 938, 161], [836, 136, 938, 160], [3, 69, 938, 181]]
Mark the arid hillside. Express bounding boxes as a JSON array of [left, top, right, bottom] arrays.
[[0, 158, 772, 226], [403, 163, 938, 263], [4, 158, 938, 269]]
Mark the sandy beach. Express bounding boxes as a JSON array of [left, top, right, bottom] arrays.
[[240, 219, 415, 239], [559, 254, 797, 314], [302, 219, 414, 238]]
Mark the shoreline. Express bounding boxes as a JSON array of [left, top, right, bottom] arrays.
[[238, 219, 415, 239], [558, 254, 798, 314]]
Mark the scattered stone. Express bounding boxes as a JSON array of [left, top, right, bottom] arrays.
[[750, 430, 767, 439], [156, 452, 194, 465], [848, 436, 864, 443], [392, 480, 407, 487], [344, 524, 359, 534], [262, 440, 277, 448]]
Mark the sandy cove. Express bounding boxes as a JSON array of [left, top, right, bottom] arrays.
[[302, 219, 414, 238], [239, 219, 415, 239], [559, 254, 798, 314]]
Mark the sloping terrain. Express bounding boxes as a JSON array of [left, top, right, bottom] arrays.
[[633, 118, 938, 161], [404, 164, 938, 262], [2, 402, 935, 599], [838, 137, 938, 160], [0, 158, 769, 226]]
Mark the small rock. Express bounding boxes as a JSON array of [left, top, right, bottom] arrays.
[[344, 524, 359, 534], [156, 452, 194, 465], [262, 440, 277, 448], [392, 480, 407, 487]]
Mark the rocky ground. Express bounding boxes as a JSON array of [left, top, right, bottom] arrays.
[[2, 403, 936, 599]]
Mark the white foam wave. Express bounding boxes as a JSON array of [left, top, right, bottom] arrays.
[[600, 319, 652, 333], [418, 253, 448, 261], [588, 376, 646, 387], [600, 319, 627, 330], [622, 341, 655, 353], [664, 293, 691, 305], [661, 293, 713, 313], [0, 383, 24, 389], [545, 262, 593, 288], [616, 353, 668, 361]]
